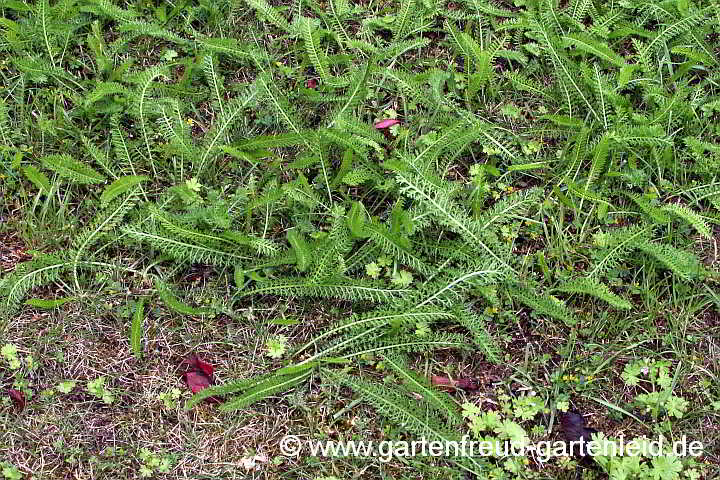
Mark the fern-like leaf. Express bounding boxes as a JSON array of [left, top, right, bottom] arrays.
[[22, 166, 51, 195], [325, 369, 459, 441], [511, 287, 579, 326], [562, 33, 625, 67], [219, 371, 311, 411], [554, 277, 632, 310], [382, 354, 463, 426], [41, 154, 106, 184], [155, 279, 214, 316], [100, 176, 148, 207], [662, 204, 711, 239]]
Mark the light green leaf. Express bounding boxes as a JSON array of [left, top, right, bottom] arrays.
[[41, 154, 106, 184], [100, 175, 148, 206]]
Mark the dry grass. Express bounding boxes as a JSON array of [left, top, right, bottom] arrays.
[[0, 233, 396, 479], [2, 229, 720, 479]]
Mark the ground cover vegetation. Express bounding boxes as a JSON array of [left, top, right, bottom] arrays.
[[1, 0, 720, 478]]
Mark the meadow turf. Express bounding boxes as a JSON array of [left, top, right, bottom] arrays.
[[1, 0, 720, 478]]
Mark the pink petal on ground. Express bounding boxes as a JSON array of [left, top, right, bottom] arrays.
[[374, 119, 401, 129]]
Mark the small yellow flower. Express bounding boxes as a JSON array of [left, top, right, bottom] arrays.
[[186, 118, 194, 125]]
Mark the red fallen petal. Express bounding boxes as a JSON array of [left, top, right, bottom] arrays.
[[455, 378, 480, 391], [181, 354, 198, 370], [195, 358, 214, 377], [182, 354, 214, 377], [306, 78, 318, 89], [8, 389, 25, 411], [374, 119, 400, 129], [184, 371, 211, 393], [430, 375, 456, 388]]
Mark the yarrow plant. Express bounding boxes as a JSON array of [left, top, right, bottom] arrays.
[[0, 0, 718, 476]]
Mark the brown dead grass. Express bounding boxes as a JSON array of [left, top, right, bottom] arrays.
[[1, 233, 720, 479], [0, 230, 31, 274]]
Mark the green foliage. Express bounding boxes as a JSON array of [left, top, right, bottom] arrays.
[[1, 0, 719, 476], [184, 374, 275, 410], [87, 376, 115, 404], [554, 277, 632, 310], [155, 280, 214, 316], [287, 229, 311, 272], [324, 368, 459, 442], [22, 166, 51, 195], [25, 297, 74, 309], [122, 224, 250, 267], [381, 354, 463, 426], [40, 154, 106, 184], [130, 299, 145, 359], [218, 371, 311, 412], [511, 288, 579, 326], [662, 203, 711, 239], [1, 253, 73, 321], [100, 176, 149, 207]]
